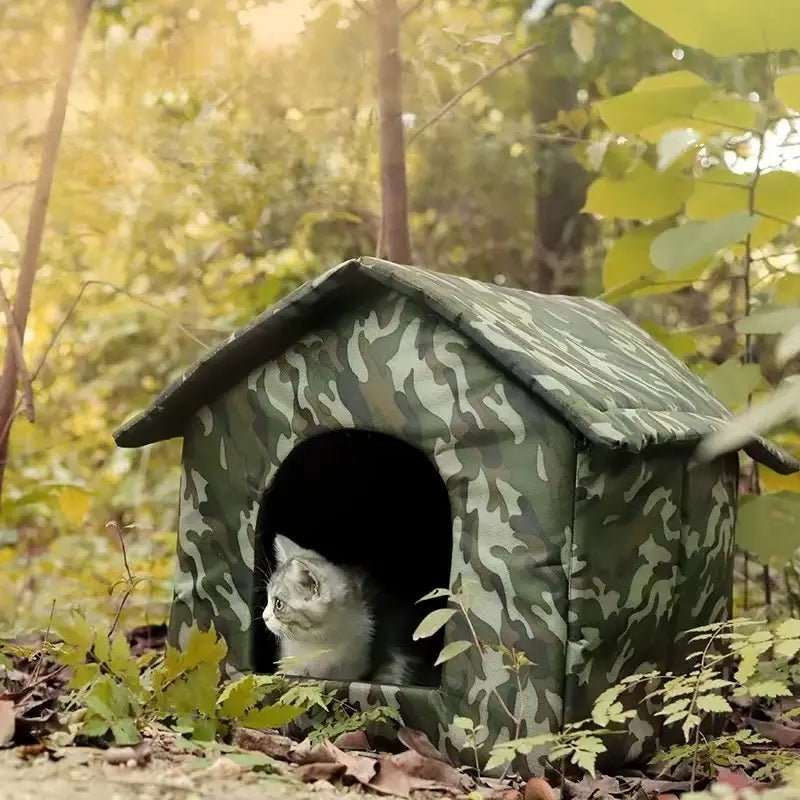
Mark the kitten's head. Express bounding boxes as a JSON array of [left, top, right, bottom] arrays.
[[262, 534, 365, 643]]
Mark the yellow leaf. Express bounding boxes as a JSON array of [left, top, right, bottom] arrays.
[[622, 1, 800, 57], [595, 71, 711, 134], [602, 225, 709, 298], [58, 487, 91, 525], [776, 73, 800, 111], [584, 162, 692, 220]]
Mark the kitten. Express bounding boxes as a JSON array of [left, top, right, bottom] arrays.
[[262, 534, 425, 684]]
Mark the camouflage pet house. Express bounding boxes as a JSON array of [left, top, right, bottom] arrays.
[[115, 257, 798, 766]]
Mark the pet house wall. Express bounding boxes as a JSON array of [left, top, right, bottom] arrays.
[[115, 257, 800, 771]]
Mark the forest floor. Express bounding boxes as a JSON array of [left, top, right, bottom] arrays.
[[0, 741, 361, 800]]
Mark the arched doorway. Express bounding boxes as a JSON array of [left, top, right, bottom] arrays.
[[252, 429, 453, 685]]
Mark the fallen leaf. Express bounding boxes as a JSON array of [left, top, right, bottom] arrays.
[[235, 727, 293, 760], [0, 700, 14, 746], [716, 768, 764, 790], [750, 718, 800, 747], [291, 739, 377, 785], [391, 749, 470, 791], [370, 757, 416, 797], [564, 775, 621, 799], [333, 729, 371, 751], [295, 762, 346, 782], [525, 777, 555, 800], [397, 727, 448, 763]]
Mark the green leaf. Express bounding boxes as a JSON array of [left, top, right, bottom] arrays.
[[416, 587, 452, 603], [703, 359, 763, 410], [57, 612, 95, 654], [777, 619, 800, 639], [690, 95, 759, 133], [687, 169, 794, 247], [696, 694, 732, 713], [650, 213, 758, 271], [584, 162, 692, 220], [80, 718, 110, 738], [602, 225, 709, 299], [736, 308, 800, 335], [640, 324, 696, 360], [774, 638, 800, 659], [748, 680, 792, 698], [182, 626, 228, 670], [240, 703, 304, 729], [434, 640, 472, 666], [413, 608, 457, 640], [218, 674, 259, 718], [622, 1, 800, 57], [774, 273, 800, 305], [776, 73, 800, 111], [594, 71, 711, 134], [94, 635, 110, 664], [111, 718, 140, 745], [68, 663, 101, 691], [737, 492, 800, 564]]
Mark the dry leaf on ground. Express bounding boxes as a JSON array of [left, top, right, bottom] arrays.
[[0, 701, 14, 747]]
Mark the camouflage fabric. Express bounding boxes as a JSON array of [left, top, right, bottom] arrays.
[[566, 447, 737, 765], [113, 258, 795, 775]]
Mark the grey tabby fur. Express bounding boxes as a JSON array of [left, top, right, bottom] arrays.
[[262, 535, 420, 684]]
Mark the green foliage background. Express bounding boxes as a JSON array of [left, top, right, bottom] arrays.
[[2, 0, 800, 635]]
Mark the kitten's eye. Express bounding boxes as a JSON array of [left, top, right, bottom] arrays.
[[273, 598, 284, 611]]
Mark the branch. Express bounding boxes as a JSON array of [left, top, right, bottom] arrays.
[[0, 277, 34, 422], [408, 43, 543, 145]]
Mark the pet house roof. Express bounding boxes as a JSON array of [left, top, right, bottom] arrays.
[[115, 257, 799, 473]]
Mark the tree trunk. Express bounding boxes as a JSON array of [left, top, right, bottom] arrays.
[[375, 0, 411, 263], [0, 0, 94, 501]]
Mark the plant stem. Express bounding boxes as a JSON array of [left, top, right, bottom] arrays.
[[456, 599, 520, 758]]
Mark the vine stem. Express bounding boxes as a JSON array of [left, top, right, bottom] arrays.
[[456, 599, 518, 727], [689, 624, 727, 789]]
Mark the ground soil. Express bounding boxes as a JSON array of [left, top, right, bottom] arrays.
[[0, 745, 358, 800]]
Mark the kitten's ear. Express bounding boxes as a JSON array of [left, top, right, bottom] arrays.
[[295, 561, 320, 595], [273, 534, 302, 565]]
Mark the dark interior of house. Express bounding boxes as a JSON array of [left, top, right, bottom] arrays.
[[252, 428, 453, 686]]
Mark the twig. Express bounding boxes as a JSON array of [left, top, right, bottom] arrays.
[[29, 599, 56, 685], [689, 624, 726, 789], [456, 599, 518, 726], [0, 277, 34, 422], [107, 521, 136, 638], [408, 43, 544, 144]]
